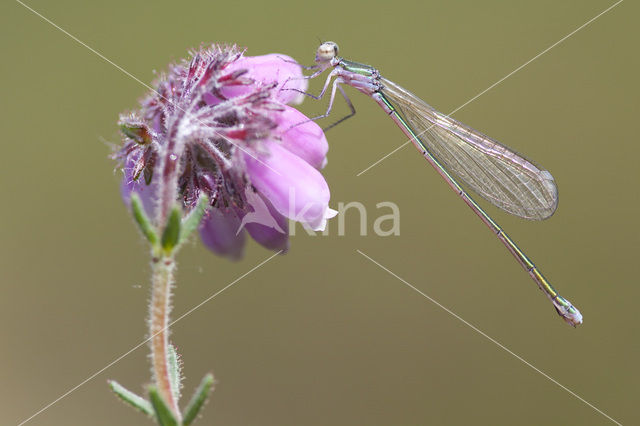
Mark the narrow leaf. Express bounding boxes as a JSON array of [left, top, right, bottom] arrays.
[[182, 373, 215, 426], [179, 194, 209, 245], [167, 344, 183, 403], [130, 194, 159, 246], [161, 205, 182, 252], [148, 386, 179, 426], [108, 380, 153, 416]]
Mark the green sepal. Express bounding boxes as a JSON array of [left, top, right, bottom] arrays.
[[182, 373, 214, 426], [148, 386, 179, 426], [161, 206, 182, 253], [179, 195, 209, 245], [167, 344, 183, 403], [108, 380, 153, 417], [130, 194, 159, 247], [144, 164, 154, 185], [120, 123, 152, 145]]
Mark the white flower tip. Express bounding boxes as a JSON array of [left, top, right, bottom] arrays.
[[311, 207, 338, 232]]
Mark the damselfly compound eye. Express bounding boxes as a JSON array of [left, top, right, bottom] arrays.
[[316, 41, 339, 63]]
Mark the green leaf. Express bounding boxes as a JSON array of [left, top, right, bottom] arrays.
[[167, 344, 183, 403], [161, 206, 182, 253], [182, 373, 215, 426], [148, 386, 179, 426], [179, 195, 209, 245], [108, 380, 153, 417], [130, 194, 159, 247]]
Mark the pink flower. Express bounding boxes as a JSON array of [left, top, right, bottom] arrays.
[[199, 208, 246, 261], [276, 105, 328, 169], [116, 44, 333, 260], [222, 54, 309, 105], [244, 140, 336, 231]]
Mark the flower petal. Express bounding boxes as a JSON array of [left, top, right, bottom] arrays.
[[244, 140, 333, 231], [222, 54, 308, 105], [274, 105, 328, 169], [120, 156, 157, 219], [245, 220, 289, 253], [243, 193, 289, 252], [199, 208, 246, 261]]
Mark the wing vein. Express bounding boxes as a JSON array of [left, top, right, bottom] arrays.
[[381, 77, 558, 220]]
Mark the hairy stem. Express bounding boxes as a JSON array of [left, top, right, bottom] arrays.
[[159, 107, 187, 225], [150, 255, 182, 420]]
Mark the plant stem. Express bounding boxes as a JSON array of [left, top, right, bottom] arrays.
[[159, 108, 187, 225], [150, 254, 182, 421]]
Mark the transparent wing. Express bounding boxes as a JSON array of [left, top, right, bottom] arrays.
[[381, 78, 558, 220]]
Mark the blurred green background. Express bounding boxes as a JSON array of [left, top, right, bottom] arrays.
[[1, 0, 638, 425]]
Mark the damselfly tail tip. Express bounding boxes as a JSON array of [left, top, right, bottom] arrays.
[[553, 297, 583, 327]]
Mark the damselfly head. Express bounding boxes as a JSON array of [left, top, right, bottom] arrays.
[[316, 41, 339, 63]]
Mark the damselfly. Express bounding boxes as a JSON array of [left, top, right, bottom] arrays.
[[294, 42, 582, 326]]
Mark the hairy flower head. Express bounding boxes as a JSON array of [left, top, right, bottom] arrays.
[[115, 44, 334, 259]]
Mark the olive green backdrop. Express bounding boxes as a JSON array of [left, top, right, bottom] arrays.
[[2, 1, 638, 425]]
